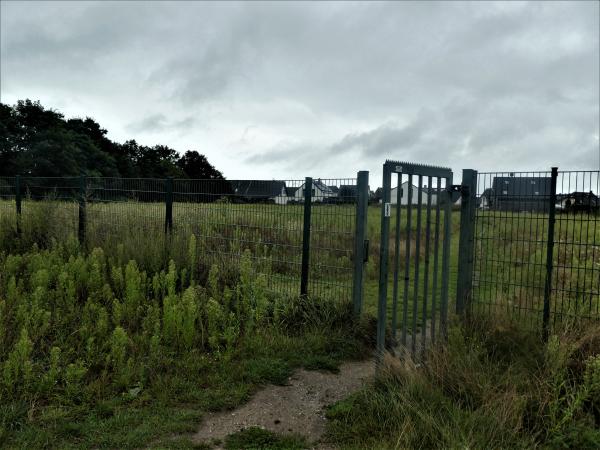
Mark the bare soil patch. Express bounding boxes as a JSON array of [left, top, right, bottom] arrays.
[[192, 359, 374, 447]]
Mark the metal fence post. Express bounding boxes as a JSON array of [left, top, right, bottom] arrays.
[[300, 177, 313, 297], [165, 177, 174, 234], [15, 175, 21, 236], [542, 167, 558, 338], [78, 174, 87, 246], [456, 169, 477, 317], [376, 165, 392, 362], [352, 171, 369, 315]]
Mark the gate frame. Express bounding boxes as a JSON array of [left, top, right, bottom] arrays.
[[376, 160, 454, 361]]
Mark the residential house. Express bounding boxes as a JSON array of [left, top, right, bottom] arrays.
[[388, 181, 438, 206], [294, 179, 337, 202], [489, 176, 552, 212], [230, 180, 288, 204]]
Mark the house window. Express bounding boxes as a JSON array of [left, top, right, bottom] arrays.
[[531, 181, 536, 185], [502, 190, 508, 195], [534, 191, 539, 195], [504, 181, 509, 185]]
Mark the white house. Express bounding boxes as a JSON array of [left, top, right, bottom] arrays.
[[389, 181, 438, 206], [294, 179, 338, 202]]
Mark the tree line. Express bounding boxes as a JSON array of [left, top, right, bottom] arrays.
[[0, 100, 225, 180]]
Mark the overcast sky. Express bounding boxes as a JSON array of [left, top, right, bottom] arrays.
[[1, 1, 598, 186]]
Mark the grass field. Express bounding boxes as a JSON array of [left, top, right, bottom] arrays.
[[0, 198, 598, 448]]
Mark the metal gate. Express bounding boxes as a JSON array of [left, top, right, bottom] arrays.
[[377, 160, 454, 360]]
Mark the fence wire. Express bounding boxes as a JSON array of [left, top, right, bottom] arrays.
[[0, 176, 359, 303], [472, 170, 599, 327]]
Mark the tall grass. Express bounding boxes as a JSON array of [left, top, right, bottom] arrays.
[[326, 314, 600, 449]]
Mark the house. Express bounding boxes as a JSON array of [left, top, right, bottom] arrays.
[[230, 180, 288, 204], [388, 181, 438, 206], [488, 176, 552, 212], [556, 191, 599, 213], [338, 185, 357, 203], [294, 179, 337, 202]]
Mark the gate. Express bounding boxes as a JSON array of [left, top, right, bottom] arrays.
[[376, 160, 455, 360]]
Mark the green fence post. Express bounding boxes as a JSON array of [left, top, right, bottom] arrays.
[[376, 164, 392, 363], [300, 177, 312, 297], [165, 177, 174, 234], [78, 174, 87, 246], [456, 169, 477, 317], [542, 167, 558, 339], [352, 171, 369, 315], [15, 175, 21, 236]]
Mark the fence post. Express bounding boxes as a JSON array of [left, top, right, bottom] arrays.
[[456, 169, 477, 317], [376, 164, 392, 363], [165, 177, 174, 234], [78, 174, 87, 246], [352, 171, 369, 315], [15, 175, 21, 236], [542, 167, 558, 339], [300, 177, 313, 297]]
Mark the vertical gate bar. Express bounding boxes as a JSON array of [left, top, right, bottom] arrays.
[[391, 173, 402, 341], [78, 174, 87, 246], [431, 179, 442, 344], [421, 175, 433, 355], [401, 174, 414, 347], [542, 167, 558, 339], [440, 174, 453, 339], [301, 177, 313, 297], [377, 165, 392, 362], [15, 175, 21, 237], [411, 175, 423, 357], [352, 170, 369, 315], [165, 177, 174, 234], [456, 169, 478, 317]]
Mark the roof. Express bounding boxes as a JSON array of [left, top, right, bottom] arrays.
[[339, 184, 357, 199], [313, 179, 335, 194], [328, 185, 340, 194], [285, 186, 297, 197], [491, 176, 551, 197], [230, 180, 286, 198]]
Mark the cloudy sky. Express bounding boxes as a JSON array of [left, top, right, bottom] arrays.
[[1, 1, 598, 185]]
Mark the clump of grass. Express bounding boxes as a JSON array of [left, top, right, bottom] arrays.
[[224, 427, 307, 450], [326, 314, 600, 449]]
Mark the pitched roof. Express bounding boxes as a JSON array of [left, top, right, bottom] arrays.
[[230, 180, 286, 198]]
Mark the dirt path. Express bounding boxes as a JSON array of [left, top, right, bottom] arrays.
[[192, 359, 375, 448]]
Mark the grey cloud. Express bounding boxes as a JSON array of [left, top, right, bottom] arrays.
[[1, 1, 598, 182]]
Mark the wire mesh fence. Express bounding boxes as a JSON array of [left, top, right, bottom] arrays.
[[471, 169, 599, 328], [0, 175, 362, 303]]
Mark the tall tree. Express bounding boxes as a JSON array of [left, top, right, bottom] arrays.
[[177, 150, 224, 179]]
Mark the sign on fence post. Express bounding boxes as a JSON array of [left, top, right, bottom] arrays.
[[456, 169, 477, 317], [352, 171, 369, 315], [78, 174, 87, 246], [15, 175, 21, 236], [300, 177, 312, 297], [542, 167, 558, 339]]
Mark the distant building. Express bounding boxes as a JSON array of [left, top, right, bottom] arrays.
[[556, 191, 599, 213], [230, 180, 288, 204], [294, 179, 337, 202], [488, 176, 552, 212], [388, 181, 438, 206]]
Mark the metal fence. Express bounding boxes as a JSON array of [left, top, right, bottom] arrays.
[[459, 168, 600, 331], [0, 174, 370, 305]]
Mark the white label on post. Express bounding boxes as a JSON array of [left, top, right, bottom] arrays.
[[384, 202, 391, 217]]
